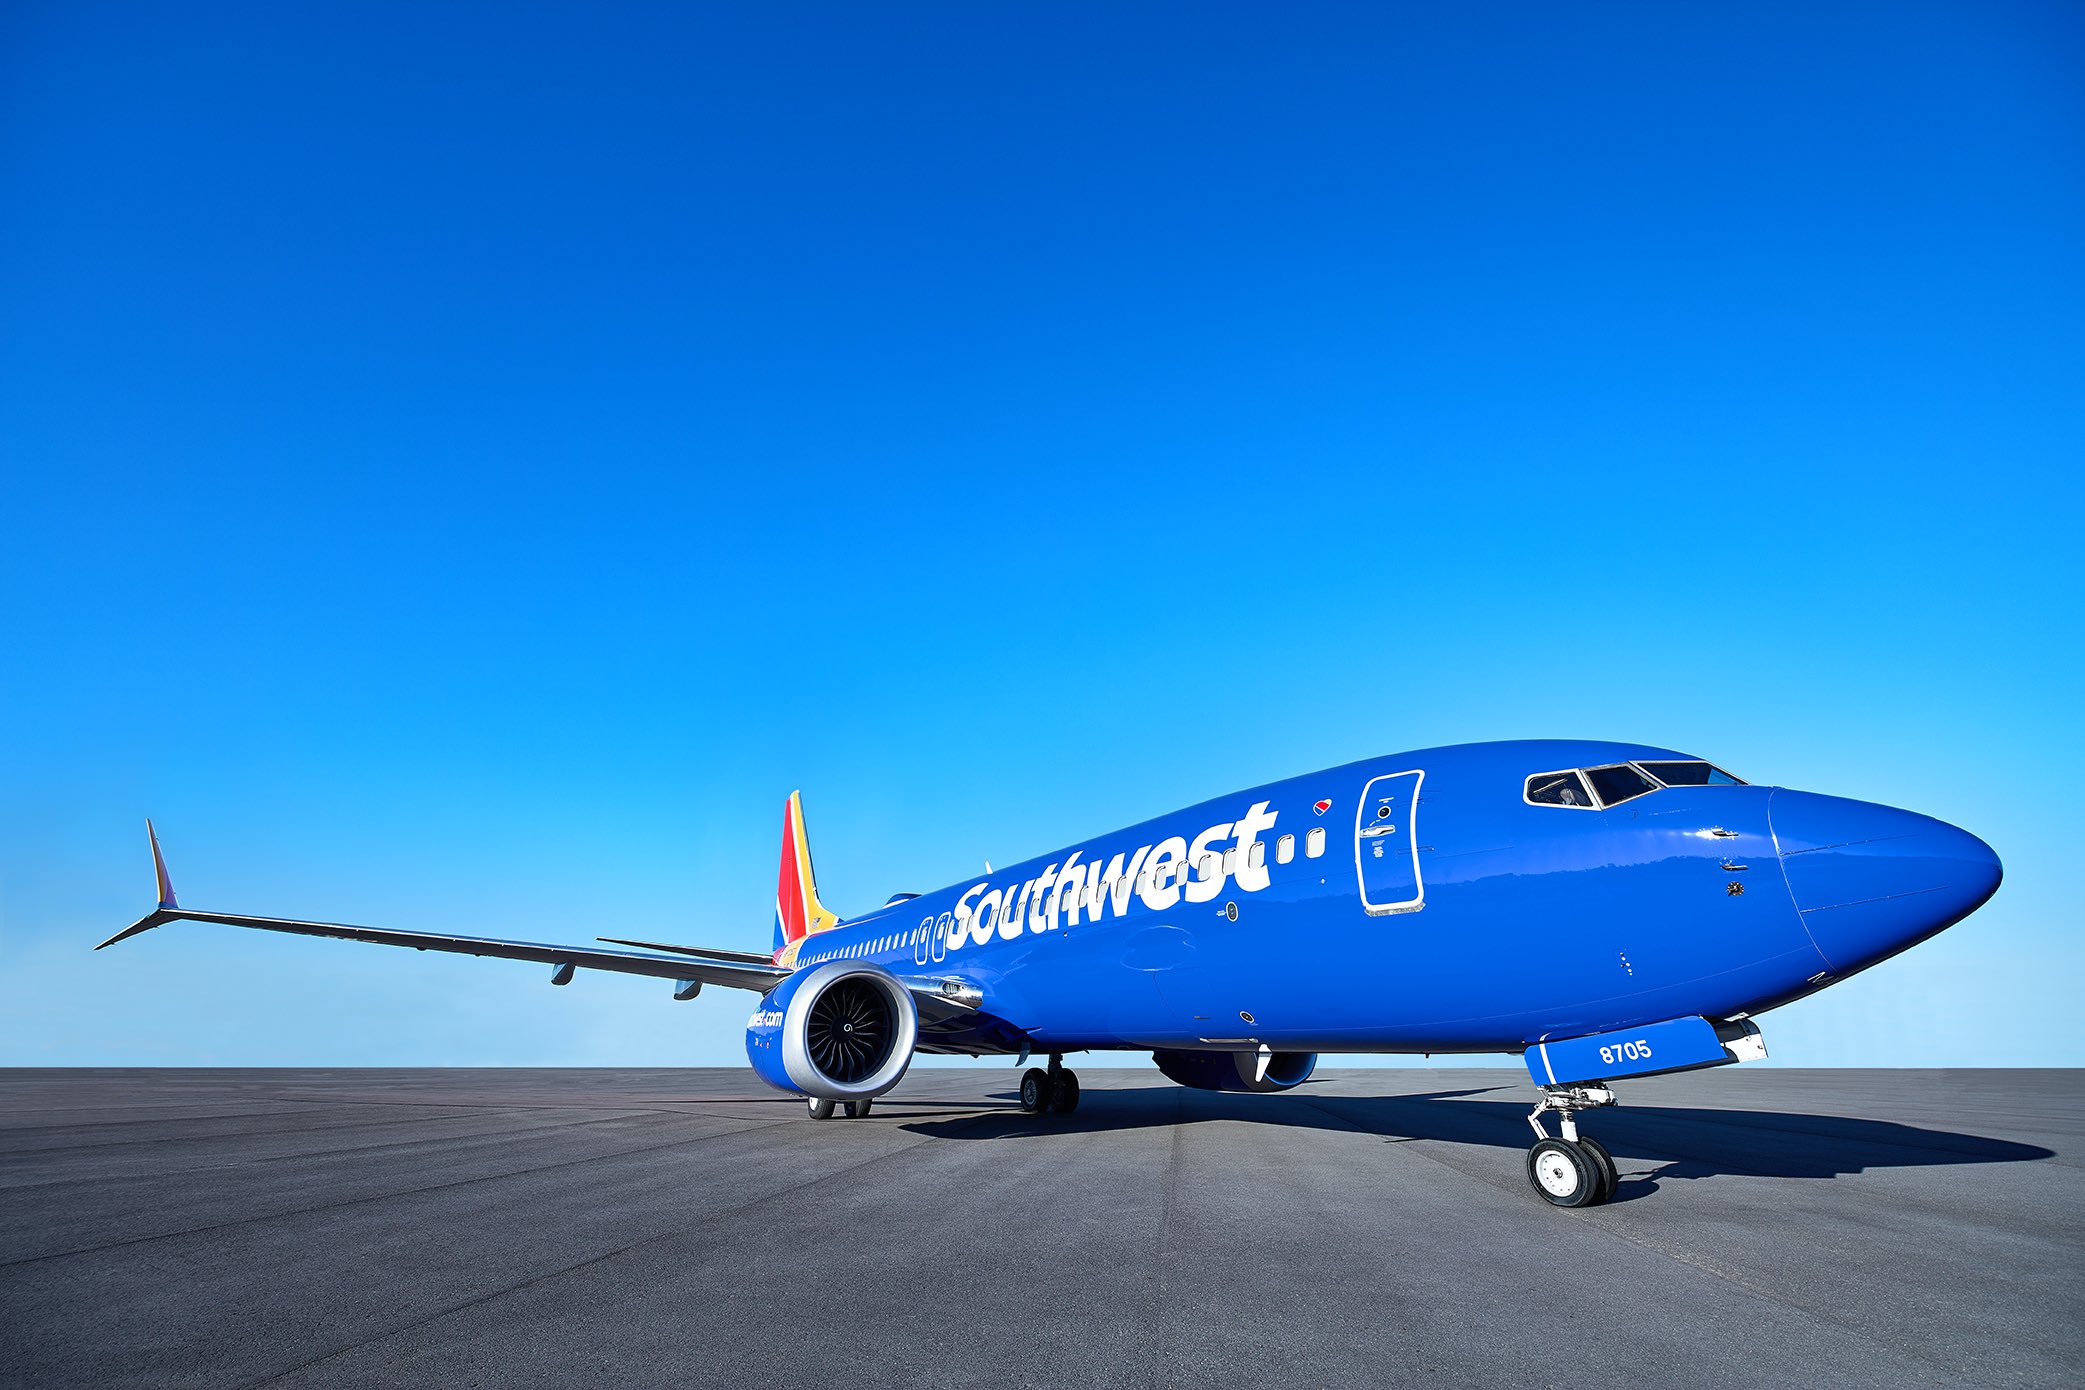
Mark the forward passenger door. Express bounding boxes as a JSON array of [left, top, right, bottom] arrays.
[[1355, 770, 1425, 915]]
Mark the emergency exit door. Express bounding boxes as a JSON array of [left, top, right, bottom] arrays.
[[1355, 770, 1424, 915]]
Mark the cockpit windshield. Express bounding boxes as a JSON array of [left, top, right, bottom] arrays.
[[1636, 760, 1745, 786], [1525, 771, 1593, 807], [1583, 763, 1660, 806], [1526, 758, 1748, 809]]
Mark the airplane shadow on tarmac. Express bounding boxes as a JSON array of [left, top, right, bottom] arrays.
[[894, 1084, 2055, 1202]]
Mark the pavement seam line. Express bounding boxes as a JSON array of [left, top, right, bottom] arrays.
[[1142, 1088, 1188, 1390]]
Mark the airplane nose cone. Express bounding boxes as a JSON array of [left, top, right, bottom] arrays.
[[1771, 789, 2002, 975]]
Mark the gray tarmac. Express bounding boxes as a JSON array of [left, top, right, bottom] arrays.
[[1, 1066, 2079, 1390]]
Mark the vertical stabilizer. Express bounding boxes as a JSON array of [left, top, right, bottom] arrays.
[[773, 792, 839, 955]]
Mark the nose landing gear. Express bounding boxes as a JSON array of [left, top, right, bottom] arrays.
[[1525, 1085, 1619, 1207], [1018, 1054, 1082, 1116]]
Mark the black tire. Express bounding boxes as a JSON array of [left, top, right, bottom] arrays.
[[1051, 1069, 1081, 1115], [805, 1096, 836, 1121], [1526, 1138, 1598, 1208], [843, 1099, 872, 1119], [1019, 1068, 1052, 1114], [1576, 1135, 1618, 1202]]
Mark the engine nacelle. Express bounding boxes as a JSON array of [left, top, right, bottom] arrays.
[[745, 961, 919, 1101], [1153, 1046, 1317, 1093]]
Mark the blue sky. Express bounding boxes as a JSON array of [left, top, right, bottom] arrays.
[[3, 3, 2080, 1068]]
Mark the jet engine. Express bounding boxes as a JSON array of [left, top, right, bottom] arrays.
[[1153, 1047, 1317, 1093], [745, 961, 919, 1101]]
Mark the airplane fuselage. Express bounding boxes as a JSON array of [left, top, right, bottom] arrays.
[[774, 739, 2000, 1058]]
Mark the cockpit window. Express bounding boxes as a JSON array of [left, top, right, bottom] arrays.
[[1583, 763, 1660, 806], [1527, 757, 1747, 810], [1636, 760, 1745, 786], [1525, 770, 1595, 808]]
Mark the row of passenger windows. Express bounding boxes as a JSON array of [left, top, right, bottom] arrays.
[[806, 927, 916, 964], [799, 828, 1333, 963], [1526, 759, 1745, 810], [1136, 827, 1330, 886], [1129, 827, 1331, 888]]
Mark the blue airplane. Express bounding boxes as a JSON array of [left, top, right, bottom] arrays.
[[102, 739, 2001, 1207]]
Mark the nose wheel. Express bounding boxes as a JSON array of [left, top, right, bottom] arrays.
[[1018, 1055, 1082, 1116], [1525, 1085, 1619, 1207]]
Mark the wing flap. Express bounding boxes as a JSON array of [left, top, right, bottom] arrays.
[[594, 936, 778, 965]]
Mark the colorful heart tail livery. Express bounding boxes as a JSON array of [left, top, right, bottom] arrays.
[[773, 791, 839, 957]]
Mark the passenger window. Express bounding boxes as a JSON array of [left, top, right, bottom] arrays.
[[1305, 827, 1325, 858], [1276, 834, 1294, 865], [1584, 763, 1659, 807], [1526, 771, 1595, 808], [1249, 842, 1265, 869], [1199, 853, 1219, 881], [1222, 847, 1239, 873]]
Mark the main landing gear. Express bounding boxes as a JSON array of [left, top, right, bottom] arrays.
[[1525, 1085, 1620, 1207], [804, 1097, 874, 1120], [1018, 1054, 1081, 1116]]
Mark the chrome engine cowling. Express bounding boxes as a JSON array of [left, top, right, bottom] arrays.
[[745, 961, 919, 1100]]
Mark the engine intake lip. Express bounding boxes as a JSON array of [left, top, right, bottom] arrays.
[[780, 961, 919, 1100]]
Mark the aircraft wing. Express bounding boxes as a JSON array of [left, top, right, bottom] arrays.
[[99, 823, 984, 1021], [98, 905, 792, 992]]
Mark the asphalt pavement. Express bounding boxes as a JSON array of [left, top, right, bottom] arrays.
[[2, 1066, 2078, 1389]]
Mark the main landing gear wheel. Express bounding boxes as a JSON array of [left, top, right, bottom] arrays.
[[843, 1100, 873, 1119], [1050, 1069, 1081, 1115], [805, 1097, 836, 1121], [1019, 1068, 1052, 1114], [1527, 1139, 1600, 1208]]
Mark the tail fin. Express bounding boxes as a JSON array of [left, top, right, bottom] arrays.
[[774, 791, 839, 954]]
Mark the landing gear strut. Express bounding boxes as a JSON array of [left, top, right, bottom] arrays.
[[1525, 1085, 1618, 1207], [1019, 1054, 1081, 1116]]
